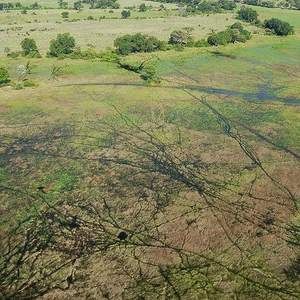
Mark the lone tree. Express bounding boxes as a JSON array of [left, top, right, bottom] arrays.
[[121, 10, 131, 19], [20, 38, 40, 57], [48, 33, 76, 57], [0, 66, 9, 84]]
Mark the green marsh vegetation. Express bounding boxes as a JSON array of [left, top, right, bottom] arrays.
[[0, 1, 300, 299]]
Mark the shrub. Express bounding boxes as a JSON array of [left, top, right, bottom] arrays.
[[194, 39, 210, 47], [121, 10, 131, 19], [7, 51, 21, 59], [0, 67, 9, 84], [23, 79, 38, 87], [61, 11, 69, 18], [169, 30, 190, 45]]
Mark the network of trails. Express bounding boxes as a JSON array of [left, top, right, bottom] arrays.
[[0, 2, 300, 300]]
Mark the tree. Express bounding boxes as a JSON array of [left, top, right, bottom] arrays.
[[237, 6, 258, 22], [0, 66, 9, 84], [139, 3, 147, 12], [121, 10, 131, 19], [21, 38, 40, 57], [48, 33, 76, 57], [264, 18, 295, 36]]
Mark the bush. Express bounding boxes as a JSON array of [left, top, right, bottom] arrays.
[[23, 79, 38, 87], [15, 83, 23, 90], [7, 51, 21, 59], [121, 10, 131, 19], [194, 39, 210, 47], [61, 11, 69, 18], [264, 18, 295, 36], [0, 67, 9, 84], [169, 30, 190, 45], [208, 30, 233, 46]]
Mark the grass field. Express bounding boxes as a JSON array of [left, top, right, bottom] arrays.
[[0, 3, 300, 300]]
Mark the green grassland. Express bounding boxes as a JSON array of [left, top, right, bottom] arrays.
[[0, 3, 300, 299]]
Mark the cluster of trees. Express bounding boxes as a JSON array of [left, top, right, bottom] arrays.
[[82, 0, 120, 9], [237, 6, 259, 23], [6, 38, 41, 58], [264, 18, 295, 35], [189, 0, 237, 13], [237, 6, 295, 36], [244, 0, 300, 9], [0, 2, 41, 10], [114, 33, 166, 55], [207, 22, 251, 46], [148, 0, 236, 14], [48, 33, 76, 57]]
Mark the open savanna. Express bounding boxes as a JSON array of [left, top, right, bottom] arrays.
[[0, 9, 238, 55], [0, 3, 300, 300]]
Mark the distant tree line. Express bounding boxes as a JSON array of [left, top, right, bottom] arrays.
[[242, 0, 300, 9], [0, 2, 41, 10], [86, 0, 120, 9], [0, 0, 121, 10]]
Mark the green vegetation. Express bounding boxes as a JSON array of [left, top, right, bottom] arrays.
[[61, 11, 69, 18], [237, 5, 259, 22], [48, 32, 76, 57], [0, 66, 9, 83], [20, 37, 41, 57], [139, 3, 147, 12], [121, 9, 131, 18], [114, 33, 165, 55], [0, 2, 299, 300], [207, 23, 251, 45], [264, 17, 295, 35], [90, 0, 120, 9]]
